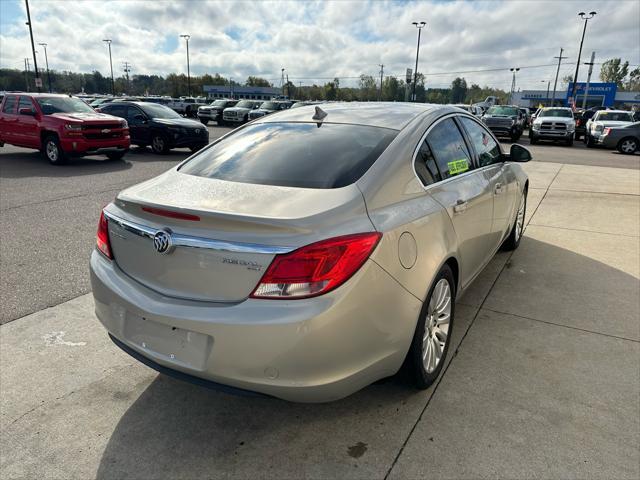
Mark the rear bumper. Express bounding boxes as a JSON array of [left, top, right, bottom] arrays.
[[60, 136, 130, 155], [90, 250, 422, 402]]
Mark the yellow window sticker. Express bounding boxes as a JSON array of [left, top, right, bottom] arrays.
[[448, 159, 469, 175]]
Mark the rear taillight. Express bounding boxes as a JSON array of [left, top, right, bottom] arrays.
[[250, 232, 382, 299], [96, 210, 112, 259], [603, 127, 611, 136]]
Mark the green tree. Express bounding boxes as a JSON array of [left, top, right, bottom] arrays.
[[246, 76, 271, 87], [450, 77, 468, 103], [599, 58, 630, 87]]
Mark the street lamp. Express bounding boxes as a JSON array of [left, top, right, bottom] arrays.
[[180, 34, 191, 97], [541, 80, 550, 106], [103, 39, 114, 95], [38, 42, 52, 92], [509, 67, 520, 104], [570, 11, 596, 107], [411, 21, 426, 102]]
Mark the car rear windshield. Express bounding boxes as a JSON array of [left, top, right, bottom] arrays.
[[540, 109, 573, 118], [36, 97, 95, 115], [487, 106, 519, 116], [597, 112, 633, 122], [179, 122, 398, 189]]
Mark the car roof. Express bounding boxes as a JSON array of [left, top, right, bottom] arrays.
[[258, 102, 440, 130]]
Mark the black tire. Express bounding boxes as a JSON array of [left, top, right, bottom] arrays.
[[151, 133, 170, 155], [199, 118, 209, 125], [502, 188, 527, 251], [185, 106, 192, 118], [407, 264, 456, 389], [106, 151, 126, 161], [585, 134, 595, 148], [42, 134, 66, 165], [529, 134, 538, 145], [616, 137, 639, 155], [565, 136, 574, 147]]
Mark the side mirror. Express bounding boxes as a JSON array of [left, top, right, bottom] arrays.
[[19, 107, 35, 116], [509, 144, 532, 162]]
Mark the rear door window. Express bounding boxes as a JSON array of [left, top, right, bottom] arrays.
[[179, 122, 397, 189], [103, 105, 127, 118], [2, 96, 18, 114], [426, 118, 473, 179], [460, 117, 502, 167]]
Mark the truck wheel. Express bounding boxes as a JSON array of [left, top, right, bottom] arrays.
[[586, 135, 595, 147], [151, 134, 170, 154], [565, 136, 574, 147], [43, 135, 66, 165], [199, 118, 209, 125]]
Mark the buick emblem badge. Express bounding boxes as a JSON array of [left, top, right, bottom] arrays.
[[195, 128, 200, 134], [153, 229, 173, 254]]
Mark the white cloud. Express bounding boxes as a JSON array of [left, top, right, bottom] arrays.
[[1, 0, 638, 90]]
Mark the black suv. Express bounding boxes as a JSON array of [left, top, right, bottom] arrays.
[[99, 101, 209, 154], [197, 99, 238, 125], [575, 106, 607, 140]]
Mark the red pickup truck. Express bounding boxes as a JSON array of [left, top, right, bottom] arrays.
[[0, 93, 130, 165]]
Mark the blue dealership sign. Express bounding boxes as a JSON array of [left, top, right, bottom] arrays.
[[566, 82, 617, 106]]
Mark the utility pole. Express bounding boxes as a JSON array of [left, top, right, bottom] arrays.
[[38, 42, 51, 92], [411, 22, 426, 102], [286, 74, 289, 99], [378, 64, 384, 101], [582, 51, 596, 110], [571, 12, 596, 107], [509, 68, 520, 104], [551, 48, 567, 107], [281, 68, 285, 97], [122, 61, 131, 94], [180, 35, 191, 97], [24, 0, 41, 92], [103, 39, 114, 95], [24, 58, 30, 91]]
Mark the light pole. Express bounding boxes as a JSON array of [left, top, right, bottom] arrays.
[[411, 21, 426, 102], [570, 11, 596, 107], [38, 42, 51, 92], [541, 80, 550, 106], [180, 34, 191, 97], [509, 68, 520, 104], [24, 0, 41, 92], [103, 39, 114, 95]]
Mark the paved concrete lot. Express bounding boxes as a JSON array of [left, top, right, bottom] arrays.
[[1, 140, 638, 478]]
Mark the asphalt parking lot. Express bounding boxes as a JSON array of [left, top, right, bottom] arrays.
[[1, 127, 639, 479]]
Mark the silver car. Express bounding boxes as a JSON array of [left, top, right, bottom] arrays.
[[91, 103, 530, 402]]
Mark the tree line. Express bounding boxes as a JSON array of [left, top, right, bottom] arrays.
[[0, 66, 508, 104]]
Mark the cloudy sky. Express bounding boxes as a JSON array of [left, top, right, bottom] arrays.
[[1, 0, 639, 91]]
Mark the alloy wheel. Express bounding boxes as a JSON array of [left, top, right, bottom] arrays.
[[152, 136, 164, 153], [620, 139, 637, 154], [46, 141, 58, 162], [422, 279, 451, 373], [515, 193, 526, 241]]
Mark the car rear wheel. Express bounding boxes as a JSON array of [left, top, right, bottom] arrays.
[[407, 264, 455, 389], [502, 188, 527, 251], [151, 134, 170, 155], [617, 137, 639, 154], [43, 135, 66, 165]]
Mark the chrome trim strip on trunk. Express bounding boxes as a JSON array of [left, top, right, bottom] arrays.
[[103, 210, 295, 254]]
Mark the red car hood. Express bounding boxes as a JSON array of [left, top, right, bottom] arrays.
[[49, 112, 122, 123]]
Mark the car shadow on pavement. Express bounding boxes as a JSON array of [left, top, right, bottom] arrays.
[[92, 237, 639, 479], [0, 151, 134, 178]]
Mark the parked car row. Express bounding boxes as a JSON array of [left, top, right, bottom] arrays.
[[198, 99, 292, 125]]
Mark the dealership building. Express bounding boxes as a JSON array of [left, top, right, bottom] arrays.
[[203, 85, 281, 100], [513, 82, 640, 109]]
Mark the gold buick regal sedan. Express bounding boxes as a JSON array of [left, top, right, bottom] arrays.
[[90, 102, 530, 402]]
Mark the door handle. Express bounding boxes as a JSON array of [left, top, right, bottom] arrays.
[[495, 182, 505, 195], [453, 199, 468, 214]]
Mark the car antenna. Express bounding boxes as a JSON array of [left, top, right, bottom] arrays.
[[312, 106, 327, 127]]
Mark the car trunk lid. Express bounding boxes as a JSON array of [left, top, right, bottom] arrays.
[[105, 169, 373, 303]]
